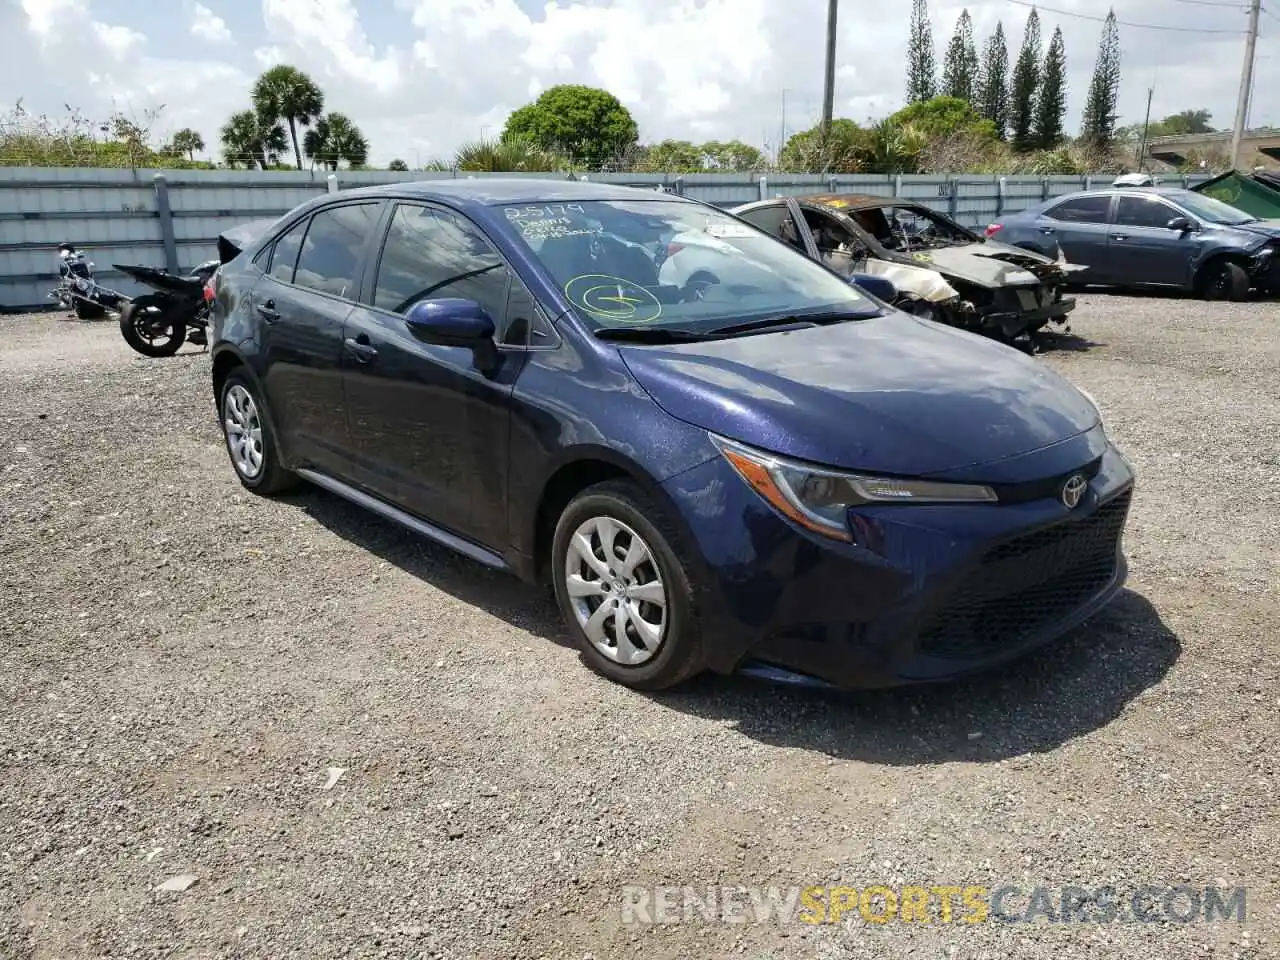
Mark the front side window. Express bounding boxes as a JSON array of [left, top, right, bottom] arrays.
[[500, 199, 875, 333], [372, 204, 517, 337], [1045, 195, 1112, 224], [1115, 196, 1180, 229], [292, 202, 381, 299]]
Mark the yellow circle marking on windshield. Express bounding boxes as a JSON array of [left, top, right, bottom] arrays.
[[564, 274, 663, 324], [911, 252, 933, 263]]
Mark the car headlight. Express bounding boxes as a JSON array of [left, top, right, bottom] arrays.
[[711, 435, 997, 542]]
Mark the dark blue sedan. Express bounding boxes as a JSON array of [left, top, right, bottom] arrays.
[[987, 186, 1280, 300], [208, 179, 1134, 691]]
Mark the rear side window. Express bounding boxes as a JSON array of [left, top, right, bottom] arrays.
[[292, 202, 381, 299], [736, 204, 806, 251], [1115, 196, 1179, 229], [1044, 195, 1111, 224], [267, 219, 307, 282], [736, 204, 787, 237], [372, 204, 512, 328]]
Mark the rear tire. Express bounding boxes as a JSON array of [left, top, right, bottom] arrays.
[[551, 480, 705, 690], [1200, 259, 1250, 302], [119, 294, 187, 357], [74, 298, 105, 320], [218, 368, 297, 495]]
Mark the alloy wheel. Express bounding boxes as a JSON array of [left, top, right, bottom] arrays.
[[563, 516, 668, 666], [224, 384, 265, 479]]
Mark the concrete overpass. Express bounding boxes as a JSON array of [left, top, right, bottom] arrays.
[[1144, 129, 1280, 169]]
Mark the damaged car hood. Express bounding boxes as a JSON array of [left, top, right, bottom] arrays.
[[892, 240, 1085, 288]]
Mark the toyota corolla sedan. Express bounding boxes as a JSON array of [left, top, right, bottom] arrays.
[[208, 179, 1134, 692]]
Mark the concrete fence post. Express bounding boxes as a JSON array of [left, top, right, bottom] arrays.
[[758, 175, 768, 201], [1084, 175, 1093, 191], [673, 176, 684, 196], [326, 174, 339, 193], [894, 173, 903, 196], [1041, 177, 1050, 201], [947, 177, 959, 219], [151, 174, 179, 273], [996, 177, 1006, 218]]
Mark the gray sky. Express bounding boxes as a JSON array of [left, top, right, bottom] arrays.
[[2, 0, 1276, 165]]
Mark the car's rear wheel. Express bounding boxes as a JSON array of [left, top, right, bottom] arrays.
[[218, 369, 296, 495], [1200, 259, 1250, 301], [551, 480, 705, 690]]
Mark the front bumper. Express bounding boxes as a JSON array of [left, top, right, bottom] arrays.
[[663, 434, 1134, 689]]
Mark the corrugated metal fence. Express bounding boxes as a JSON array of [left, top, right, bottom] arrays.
[[0, 166, 1213, 311]]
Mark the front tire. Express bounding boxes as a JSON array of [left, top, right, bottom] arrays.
[[1200, 259, 1250, 301], [551, 480, 705, 690], [218, 369, 296, 495], [119, 294, 187, 357]]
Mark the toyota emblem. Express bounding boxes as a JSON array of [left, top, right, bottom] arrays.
[[1060, 474, 1087, 509]]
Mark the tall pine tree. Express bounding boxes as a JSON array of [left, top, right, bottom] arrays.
[[977, 23, 1010, 139], [906, 0, 937, 104], [1034, 27, 1067, 148], [942, 10, 980, 104], [1009, 8, 1042, 152], [1081, 10, 1122, 148]]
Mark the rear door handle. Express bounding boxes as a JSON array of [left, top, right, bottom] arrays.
[[1038, 227, 1056, 235], [344, 336, 378, 362], [256, 298, 279, 322], [1110, 234, 1128, 241]]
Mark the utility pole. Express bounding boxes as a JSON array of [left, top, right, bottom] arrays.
[[1136, 87, 1154, 170], [779, 89, 788, 163], [1229, 0, 1262, 170], [821, 0, 838, 142]]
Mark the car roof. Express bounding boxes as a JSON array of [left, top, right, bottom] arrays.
[[324, 177, 689, 207], [1050, 186, 1194, 202], [800, 193, 921, 210]]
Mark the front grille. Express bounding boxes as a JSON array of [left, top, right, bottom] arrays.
[[917, 490, 1131, 660]]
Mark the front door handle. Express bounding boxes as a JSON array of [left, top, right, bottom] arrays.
[[1038, 227, 1056, 235], [256, 298, 279, 322], [1111, 234, 1129, 241], [344, 336, 378, 362]]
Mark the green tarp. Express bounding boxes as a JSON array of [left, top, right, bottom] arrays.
[[1191, 170, 1280, 219]]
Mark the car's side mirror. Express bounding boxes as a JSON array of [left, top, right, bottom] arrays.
[[404, 298, 498, 371], [1167, 216, 1193, 233], [849, 273, 898, 303]]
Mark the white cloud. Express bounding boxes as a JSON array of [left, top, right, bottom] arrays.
[[189, 2, 233, 44], [1, 0, 1277, 168]]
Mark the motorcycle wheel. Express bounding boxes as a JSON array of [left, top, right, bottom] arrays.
[[74, 298, 106, 320], [119, 294, 188, 358]]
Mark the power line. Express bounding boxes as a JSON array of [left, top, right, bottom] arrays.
[[1003, 0, 1247, 33], [1165, 0, 1249, 7], [1262, 4, 1280, 21]]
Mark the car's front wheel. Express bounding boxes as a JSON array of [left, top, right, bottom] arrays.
[[551, 480, 705, 690], [218, 369, 296, 495]]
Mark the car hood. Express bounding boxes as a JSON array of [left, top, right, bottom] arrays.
[[894, 240, 1076, 287], [619, 313, 1100, 477]]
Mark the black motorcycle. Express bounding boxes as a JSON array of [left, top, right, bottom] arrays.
[[116, 260, 219, 357], [49, 243, 126, 320]]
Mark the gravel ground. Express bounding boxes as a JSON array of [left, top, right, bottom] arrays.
[[1, 295, 1276, 960]]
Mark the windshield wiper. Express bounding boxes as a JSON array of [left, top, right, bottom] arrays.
[[594, 327, 711, 343], [706, 309, 880, 338]]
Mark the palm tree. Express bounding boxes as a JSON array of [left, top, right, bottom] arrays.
[[454, 136, 566, 172], [171, 128, 205, 161], [219, 110, 288, 169], [303, 113, 369, 170], [251, 65, 324, 170]]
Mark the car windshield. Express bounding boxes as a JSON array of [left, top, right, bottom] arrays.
[[499, 199, 876, 333], [1174, 192, 1258, 225], [877, 203, 975, 251]]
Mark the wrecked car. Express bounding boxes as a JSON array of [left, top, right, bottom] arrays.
[[724, 194, 1085, 349]]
